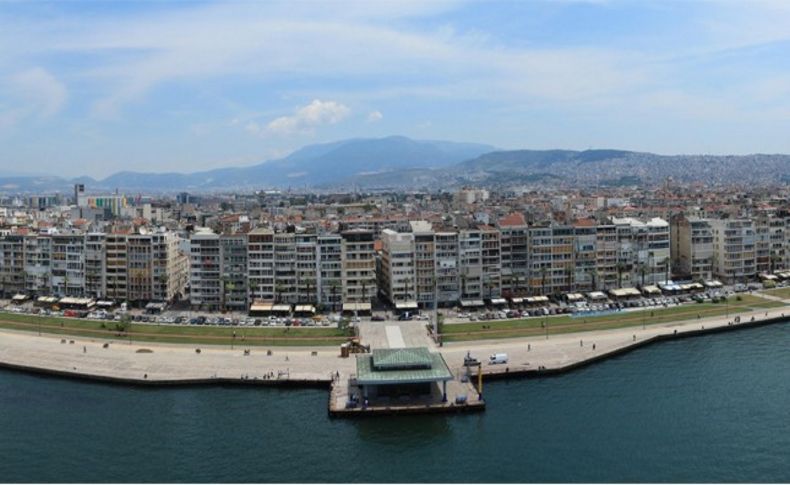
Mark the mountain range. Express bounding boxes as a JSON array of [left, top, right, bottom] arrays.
[[1, 136, 789, 194]]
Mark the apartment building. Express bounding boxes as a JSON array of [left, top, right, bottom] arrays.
[[498, 213, 529, 297], [247, 227, 275, 303], [527, 225, 574, 296], [341, 230, 376, 304], [51, 233, 86, 297], [220, 234, 248, 311], [709, 218, 756, 283], [612, 217, 671, 287], [671, 215, 714, 281], [434, 231, 460, 305], [0, 234, 25, 297], [317, 234, 343, 311], [189, 230, 221, 310], [458, 228, 483, 300], [23, 235, 52, 294], [754, 215, 785, 274], [84, 233, 106, 299], [379, 229, 417, 306]]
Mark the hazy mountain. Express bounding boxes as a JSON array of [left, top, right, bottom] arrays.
[[93, 136, 496, 191], [339, 149, 790, 189], [3, 143, 790, 193]]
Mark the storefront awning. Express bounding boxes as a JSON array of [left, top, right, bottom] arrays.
[[510, 297, 524, 304], [294, 305, 315, 313], [565, 293, 584, 301], [642, 285, 661, 294], [395, 301, 419, 310], [609, 287, 641, 297], [343, 302, 372, 312], [525, 296, 550, 304], [460, 299, 485, 307], [587, 291, 607, 300], [490, 298, 508, 305], [250, 302, 273, 312]]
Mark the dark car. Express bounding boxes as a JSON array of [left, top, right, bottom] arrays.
[[371, 315, 385, 321]]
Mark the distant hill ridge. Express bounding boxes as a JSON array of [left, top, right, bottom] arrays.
[[0, 138, 788, 193]]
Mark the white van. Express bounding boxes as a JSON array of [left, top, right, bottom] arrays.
[[489, 353, 508, 364]]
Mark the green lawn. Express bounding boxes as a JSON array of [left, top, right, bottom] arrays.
[[0, 312, 350, 346], [764, 287, 790, 299], [442, 295, 785, 342]]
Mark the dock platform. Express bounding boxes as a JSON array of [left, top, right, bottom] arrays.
[[328, 371, 485, 417]]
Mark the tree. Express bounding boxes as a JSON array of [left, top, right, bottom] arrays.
[[330, 282, 339, 313], [540, 266, 548, 296], [590, 268, 598, 291], [638, 262, 647, 287], [460, 272, 467, 300], [512, 274, 522, 297], [564, 266, 573, 292], [617, 262, 626, 288]]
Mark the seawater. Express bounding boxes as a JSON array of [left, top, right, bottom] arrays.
[[1, 323, 789, 483]]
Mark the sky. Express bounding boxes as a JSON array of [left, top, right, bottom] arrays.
[[1, 0, 790, 178]]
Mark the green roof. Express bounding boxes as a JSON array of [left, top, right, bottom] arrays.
[[372, 347, 433, 370], [356, 348, 453, 385]]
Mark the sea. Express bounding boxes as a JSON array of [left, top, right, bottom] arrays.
[[1, 322, 789, 483]]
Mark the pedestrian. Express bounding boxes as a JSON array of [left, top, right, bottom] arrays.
[[528, 343, 531, 351], [592, 343, 596, 350], [83, 346, 86, 353], [580, 340, 583, 347], [633, 334, 636, 341]]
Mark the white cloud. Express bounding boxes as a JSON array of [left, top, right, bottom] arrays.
[[7, 67, 67, 117], [265, 99, 350, 135], [367, 110, 383, 123]]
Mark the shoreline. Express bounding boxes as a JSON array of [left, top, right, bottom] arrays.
[[1, 306, 787, 391]]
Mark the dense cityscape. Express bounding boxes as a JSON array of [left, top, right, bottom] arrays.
[[1, 183, 788, 317], [2, 1, 790, 483]]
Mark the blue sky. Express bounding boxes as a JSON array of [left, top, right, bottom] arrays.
[[1, 0, 790, 178]]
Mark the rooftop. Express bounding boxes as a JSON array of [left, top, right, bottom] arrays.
[[356, 347, 453, 385]]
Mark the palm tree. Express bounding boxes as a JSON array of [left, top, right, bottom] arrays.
[[330, 281, 339, 312], [662, 257, 670, 283], [512, 274, 522, 297], [638, 262, 646, 287], [460, 272, 467, 300], [564, 266, 573, 292], [617, 262, 626, 288], [590, 268, 598, 291], [540, 266, 548, 296], [274, 283, 285, 304]]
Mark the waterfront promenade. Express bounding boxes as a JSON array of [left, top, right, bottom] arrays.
[[1, 299, 788, 388]]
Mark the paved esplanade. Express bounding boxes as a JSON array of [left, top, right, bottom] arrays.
[[0, 302, 788, 384]]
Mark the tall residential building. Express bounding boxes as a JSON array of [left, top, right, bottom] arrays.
[[498, 213, 529, 297], [341, 230, 376, 304], [671, 215, 714, 281], [247, 228, 275, 303], [379, 229, 416, 306], [0, 234, 25, 297], [189, 230, 221, 310], [219, 234, 248, 311], [23, 235, 52, 294], [612, 217, 671, 287], [317, 234, 343, 311], [51, 233, 86, 297], [709, 218, 756, 283]]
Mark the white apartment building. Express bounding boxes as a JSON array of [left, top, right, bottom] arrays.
[[709, 218, 756, 283], [671, 215, 714, 281]]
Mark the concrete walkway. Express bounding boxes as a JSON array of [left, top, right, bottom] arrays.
[[0, 302, 788, 387]]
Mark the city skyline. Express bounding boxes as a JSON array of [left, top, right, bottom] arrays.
[[2, 0, 790, 178]]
